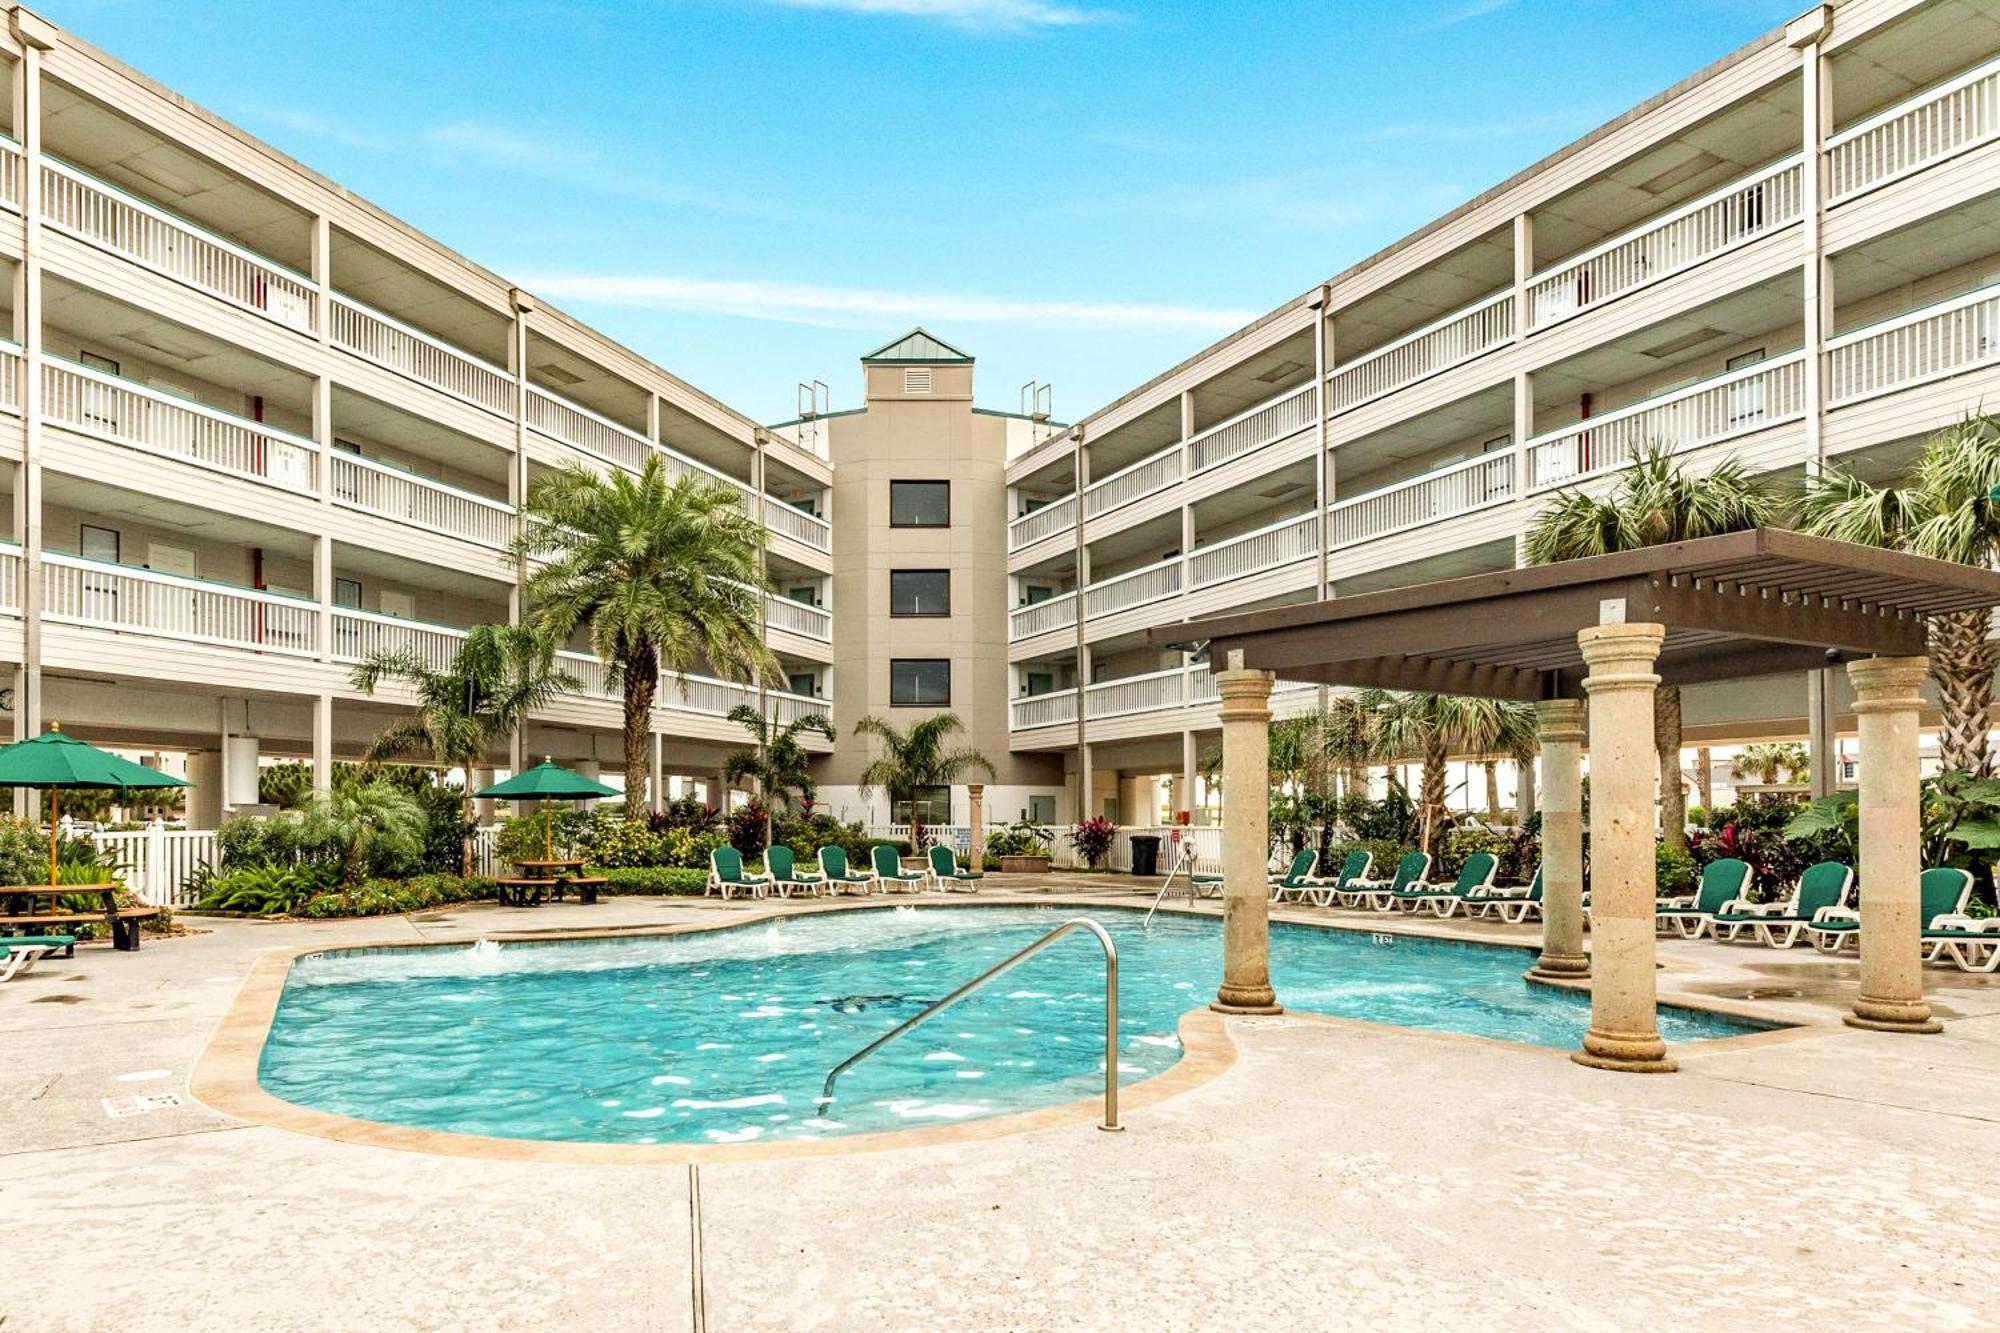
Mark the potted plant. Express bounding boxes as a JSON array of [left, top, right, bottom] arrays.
[[987, 818, 1052, 873], [1070, 815, 1118, 872]]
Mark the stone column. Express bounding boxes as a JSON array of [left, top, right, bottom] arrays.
[[967, 783, 985, 872], [1212, 665, 1281, 1015], [1845, 656, 1939, 1034], [1528, 699, 1588, 982], [1574, 623, 1675, 1073]]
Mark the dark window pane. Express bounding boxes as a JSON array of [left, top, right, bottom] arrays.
[[893, 786, 951, 824], [891, 481, 950, 527], [891, 569, 950, 616], [890, 658, 951, 706]]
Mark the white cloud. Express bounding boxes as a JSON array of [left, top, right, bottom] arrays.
[[758, 0, 1116, 30], [518, 272, 1257, 332], [424, 120, 570, 166], [1416, 0, 1515, 31]]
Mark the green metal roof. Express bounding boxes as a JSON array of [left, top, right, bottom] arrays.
[[859, 328, 973, 365]]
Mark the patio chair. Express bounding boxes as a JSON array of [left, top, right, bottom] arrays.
[[1654, 857, 1751, 940], [1709, 861, 1853, 948], [817, 845, 877, 894], [765, 845, 824, 898], [1269, 849, 1321, 903], [1472, 865, 1545, 924], [1352, 852, 1431, 912], [1806, 867, 1975, 956], [928, 844, 983, 892], [1, 933, 75, 983], [707, 846, 769, 901], [870, 844, 927, 891], [1402, 852, 1499, 918], [1930, 917, 2000, 972], [1314, 849, 1374, 908]]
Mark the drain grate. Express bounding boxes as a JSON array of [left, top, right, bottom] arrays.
[[101, 1092, 187, 1118]]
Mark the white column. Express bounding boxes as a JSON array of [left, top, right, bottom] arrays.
[[1212, 663, 1281, 1015], [1528, 699, 1587, 981], [1845, 656, 1939, 1034], [312, 693, 333, 797], [649, 730, 665, 814], [11, 13, 51, 744], [967, 782, 985, 873]]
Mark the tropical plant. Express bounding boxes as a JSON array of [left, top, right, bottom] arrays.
[[1731, 742, 1809, 787], [1358, 689, 1537, 859], [195, 863, 341, 916], [1795, 414, 2000, 774], [1786, 772, 2000, 907], [306, 780, 427, 885], [851, 712, 995, 847], [1070, 814, 1118, 869], [984, 818, 1052, 863], [350, 622, 575, 870], [723, 704, 836, 814], [1525, 448, 1786, 848], [515, 458, 777, 818]]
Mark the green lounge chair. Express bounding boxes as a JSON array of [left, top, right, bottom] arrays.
[[1932, 918, 2000, 973], [1710, 861, 1853, 948], [1403, 852, 1499, 918], [1806, 867, 1975, 956], [1655, 858, 1751, 939], [765, 846, 823, 898], [2, 932, 76, 983], [1472, 865, 1545, 924], [1354, 852, 1431, 913], [707, 845, 769, 900], [817, 845, 877, 894], [870, 844, 926, 890], [1269, 848, 1321, 903], [1316, 849, 1375, 908], [928, 844, 983, 892]]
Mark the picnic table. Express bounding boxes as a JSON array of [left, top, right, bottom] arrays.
[[497, 858, 607, 907], [0, 883, 155, 950]]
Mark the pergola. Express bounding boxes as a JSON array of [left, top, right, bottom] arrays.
[[1153, 528, 2000, 1070]]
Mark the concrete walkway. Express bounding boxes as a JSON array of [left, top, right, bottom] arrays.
[[4, 880, 1997, 1331]]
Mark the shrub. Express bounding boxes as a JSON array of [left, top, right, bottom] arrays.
[[592, 866, 709, 896], [650, 796, 721, 833], [576, 814, 666, 868], [728, 799, 772, 857], [1070, 815, 1118, 869], [1337, 791, 1417, 845], [1656, 843, 1698, 898], [1439, 827, 1531, 882], [1326, 838, 1414, 882], [985, 819, 1051, 860], [296, 873, 494, 919], [495, 808, 587, 863], [196, 863, 340, 915]]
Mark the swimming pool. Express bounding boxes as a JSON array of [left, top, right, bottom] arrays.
[[259, 906, 1772, 1146]]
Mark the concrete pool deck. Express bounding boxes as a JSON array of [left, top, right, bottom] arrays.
[[5, 874, 1999, 1331]]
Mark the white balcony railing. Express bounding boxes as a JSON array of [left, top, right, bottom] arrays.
[[0, 135, 21, 212], [332, 453, 514, 549], [1328, 291, 1514, 413], [1011, 688, 1078, 731], [42, 158, 317, 333], [331, 609, 465, 671], [526, 386, 653, 474], [0, 340, 24, 415], [43, 356, 316, 492], [1009, 495, 1076, 550], [1828, 54, 2000, 202], [1010, 590, 1078, 641], [43, 552, 317, 655], [1085, 556, 1182, 619], [1526, 353, 1805, 490], [1825, 285, 2000, 407], [1328, 452, 1515, 549], [1188, 511, 1319, 589], [328, 294, 514, 417], [1527, 156, 1803, 331], [1086, 666, 1187, 720], [764, 499, 832, 552], [0, 543, 21, 611], [765, 595, 833, 642], [1188, 381, 1317, 473], [1084, 444, 1181, 519]]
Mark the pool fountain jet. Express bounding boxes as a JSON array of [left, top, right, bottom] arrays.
[[467, 939, 503, 965]]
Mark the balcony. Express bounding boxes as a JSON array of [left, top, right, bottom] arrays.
[[41, 157, 317, 334], [0, 340, 23, 415], [43, 355, 316, 492], [1010, 687, 1077, 731], [1083, 443, 1181, 520], [1328, 292, 1514, 414], [329, 294, 514, 418], [1526, 156, 1803, 332], [764, 499, 832, 553], [0, 136, 21, 211], [43, 551, 317, 655], [1525, 352, 1805, 490], [1083, 556, 1181, 619], [764, 594, 833, 643], [1008, 494, 1076, 552], [1010, 590, 1077, 641], [1827, 54, 2000, 203], [1825, 285, 2000, 407], [1186, 381, 1316, 473], [1328, 453, 1514, 550], [1187, 511, 1319, 589], [332, 453, 514, 549], [526, 385, 653, 474], [1006, 664, 1319, 731]]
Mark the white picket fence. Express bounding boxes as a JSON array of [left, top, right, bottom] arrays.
[[84, 823, 220, 908]]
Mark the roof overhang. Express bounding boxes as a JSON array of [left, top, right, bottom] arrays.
[[1152, 529, 2000, 702]]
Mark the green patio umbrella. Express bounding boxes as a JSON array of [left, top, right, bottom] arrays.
[[474, 759, 619, 860], [0, 724, 193, 885]]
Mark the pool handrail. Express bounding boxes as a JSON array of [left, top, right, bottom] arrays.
[[818, 916, 1123, 1132]]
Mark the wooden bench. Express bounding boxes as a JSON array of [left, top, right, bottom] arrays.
[[0, 906, 157, 951], [493, 877, 556, 908], [557, 876, 608, 906]]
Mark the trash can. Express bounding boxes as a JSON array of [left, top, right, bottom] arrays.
[[1129, 835, 1161, 878]]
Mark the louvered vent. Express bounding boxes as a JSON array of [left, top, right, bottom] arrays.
[[904, 368, 932, 394]]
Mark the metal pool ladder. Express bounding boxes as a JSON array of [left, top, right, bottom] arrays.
[[819, 916, 1123, 1132]]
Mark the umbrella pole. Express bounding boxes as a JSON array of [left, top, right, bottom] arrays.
[[48, 787, 58, 886], [545, 801, 553, 860]]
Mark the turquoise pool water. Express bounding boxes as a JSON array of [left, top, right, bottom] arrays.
[[260, 906, 1771, 1145]]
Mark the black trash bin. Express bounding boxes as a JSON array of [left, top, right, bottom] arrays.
[[1129, 834, 1162, 878]]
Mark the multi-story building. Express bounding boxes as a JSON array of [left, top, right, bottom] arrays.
[[0, 6, 838, 823], [1003, 0, 2000, 822]]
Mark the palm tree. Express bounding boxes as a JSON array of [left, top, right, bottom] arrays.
[[851, 712, 995, 847], [350, 622, 575, 871], [309, 780, 427, 886], [1359, 689, 1537, 858], [1321, 691, 1382, 801], [1796, 414, 2000, 775], [724, 703, 836, 847], [515, 458, 777, 818], [1730, 741, 1809, 787], [1525, 448, 1785, 848]]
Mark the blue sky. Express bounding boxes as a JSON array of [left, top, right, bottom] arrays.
[[46, 0, 1801, 423]]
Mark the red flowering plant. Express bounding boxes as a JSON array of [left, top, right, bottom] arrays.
[[1070, 815, 1119, 870]]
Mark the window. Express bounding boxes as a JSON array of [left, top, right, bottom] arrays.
[[1726, 348, 1768, 426], [892, 785, 950, 824], [890, 658, 950, 706], [1025, 671, 1054, 696], [80, 524, 120, 563], [333, 578, 362, 609], [891, 569, 950, 617], [1028, 794, 1057, 824], [890, 480, 950, 527], [787, 671, 818, 697]]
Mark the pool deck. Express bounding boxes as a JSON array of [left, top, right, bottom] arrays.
[[5, 874, 1998, 1331]]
